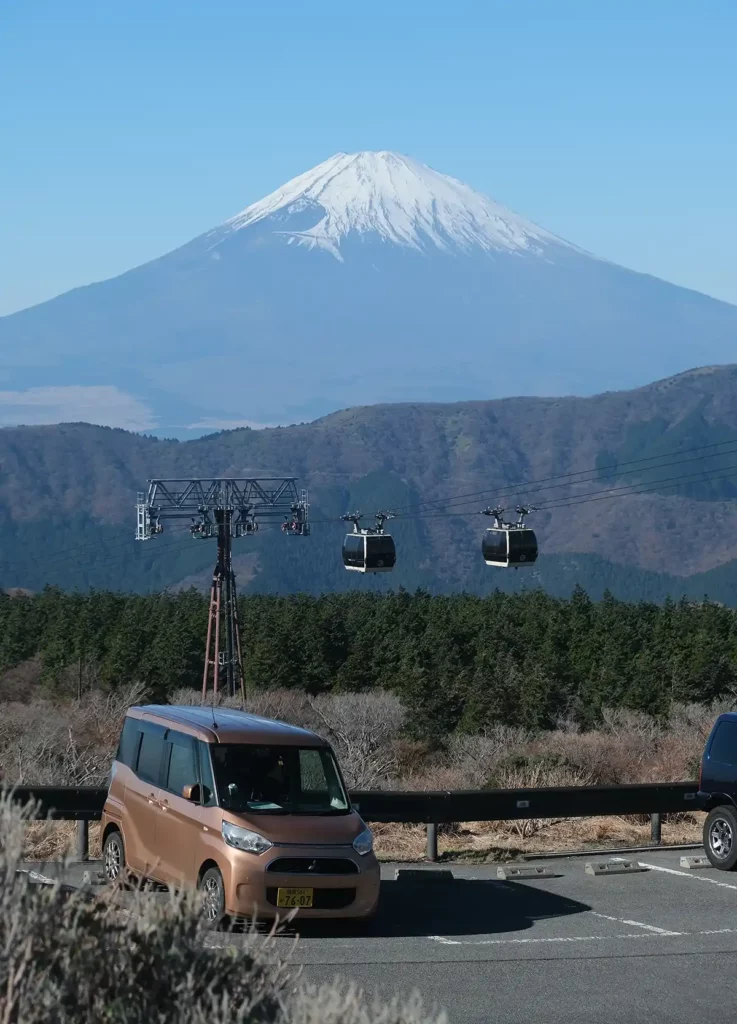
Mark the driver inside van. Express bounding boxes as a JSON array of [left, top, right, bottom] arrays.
[[249, 753, 287, 806], [212, 746, 289, 810]]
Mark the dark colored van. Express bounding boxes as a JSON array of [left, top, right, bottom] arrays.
[[698, 712, 737, 870]]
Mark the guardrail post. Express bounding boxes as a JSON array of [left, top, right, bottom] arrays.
[[426, 823, 438, 862], [650, 812, 662, 845], [73, 819, 89, 862]]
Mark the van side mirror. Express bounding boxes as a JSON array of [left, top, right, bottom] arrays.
[[182, 783, 201, 803]]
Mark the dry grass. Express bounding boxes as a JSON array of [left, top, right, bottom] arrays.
[[1, 684, 724, 863], [22, 820, 103, 861], [0, 681, 147, 786], [372, 815, 704, 862]]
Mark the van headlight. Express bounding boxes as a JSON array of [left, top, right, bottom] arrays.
[[222, 821, 273, 855], [352, 826, 373, 856]]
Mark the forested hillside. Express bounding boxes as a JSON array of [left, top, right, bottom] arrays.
[[2, 364, 737, 601], [3, 587, 735, 740]]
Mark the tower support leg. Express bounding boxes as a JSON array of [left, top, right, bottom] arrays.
[[231, 571, 246, 706], [202, 508, 245, 704]]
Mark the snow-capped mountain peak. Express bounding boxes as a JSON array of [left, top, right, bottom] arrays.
[[220, 151, 572, 259]]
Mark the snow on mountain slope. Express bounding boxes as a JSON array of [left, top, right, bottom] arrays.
[[217, 150, 580, 260]]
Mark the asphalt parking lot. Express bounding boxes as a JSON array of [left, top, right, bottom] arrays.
[[29, 847, 737, 1024], [220, 848, 737, 1024]]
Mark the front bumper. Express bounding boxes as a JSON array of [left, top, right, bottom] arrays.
[[224, 845, 381, 919]]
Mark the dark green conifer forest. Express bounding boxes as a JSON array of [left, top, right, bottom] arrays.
[[2, 586, 735, 741]]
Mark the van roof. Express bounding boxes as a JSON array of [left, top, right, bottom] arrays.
[[127, 704, 326, 746]]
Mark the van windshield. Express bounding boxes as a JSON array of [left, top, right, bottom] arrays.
[[209, 744, 350, 815]]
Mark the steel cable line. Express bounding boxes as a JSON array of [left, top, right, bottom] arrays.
[[17, 522, 197, 567], [0, 521, 292, 584], [530, 465, 737, 512], [516, 460, 737, 512], [303, 436, 737, 527], [305, 447, 737, 529], [25, 534, 204, 587], [381, 435, 737, 516], [0, 504, 307, 579], [360, 461, 737, 524], [436, 445, 737, 515], [0, 524, 194, 576], [0, 526, 196, 580]]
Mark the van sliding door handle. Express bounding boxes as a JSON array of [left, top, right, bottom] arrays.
[[147, 795, 157, 805]]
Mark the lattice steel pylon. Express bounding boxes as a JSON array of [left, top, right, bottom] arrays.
[[136, 479, 309, 704]]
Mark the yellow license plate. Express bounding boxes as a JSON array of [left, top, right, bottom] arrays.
[[276, 887, 313, 909]]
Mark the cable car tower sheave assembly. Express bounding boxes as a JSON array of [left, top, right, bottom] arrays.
[[136, 479, 309, 703]]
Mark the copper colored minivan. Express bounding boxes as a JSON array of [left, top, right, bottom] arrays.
[[100, 705, 380, 922]]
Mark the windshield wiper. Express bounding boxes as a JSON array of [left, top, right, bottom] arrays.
[[286, 807, 350, 816]]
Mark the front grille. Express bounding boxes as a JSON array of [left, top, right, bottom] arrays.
[[267, 858, 358, 875], [266, 887, 356, 910]]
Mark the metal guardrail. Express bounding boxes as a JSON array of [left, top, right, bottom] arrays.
[[353, 782, 700, 859], [6, 787, 107, 821], [351, 782, 699, 823], [3, 781, 699, 861]]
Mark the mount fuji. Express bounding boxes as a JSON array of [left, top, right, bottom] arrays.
[[1, 150, 736, 435]]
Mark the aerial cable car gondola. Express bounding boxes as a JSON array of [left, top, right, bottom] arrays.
[[480, 505, 538, 568], [281, 495, 311, 536], [341, 511, 397, 573]]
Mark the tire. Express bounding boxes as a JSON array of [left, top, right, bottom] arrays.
[[704, 805, 737, 870], [102, 830, 127, 884], [199, 867, 227, 927]]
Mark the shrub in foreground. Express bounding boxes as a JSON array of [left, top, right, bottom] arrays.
[[0, 798, 444, 1024]]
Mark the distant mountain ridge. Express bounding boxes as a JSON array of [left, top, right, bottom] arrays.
[[1, 365, 737, 602], [0, 151, 736, 435]]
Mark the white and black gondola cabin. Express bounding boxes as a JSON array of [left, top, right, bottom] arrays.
[[342, 532, 397, 573], [341, 512, 397, 573], [481, 527, 538, 567], [480, 506, 538, 568]]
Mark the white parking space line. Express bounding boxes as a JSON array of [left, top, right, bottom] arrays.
[[428, 926, 737, 947], [640, 862, 737, 891], [21, 870, 57, 884], [429, 932, 663, 947], [591, 911, 683, 936]]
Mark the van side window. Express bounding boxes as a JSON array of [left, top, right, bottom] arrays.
[[163, 731, 198, 797], [197, 741, 217, 806], [116, 717, 141, 769], [709, 721, 737, 766], [136, 726, 166, 785]]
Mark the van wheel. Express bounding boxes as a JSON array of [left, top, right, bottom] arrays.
[[199, 867, 227, 927], [103, 830, 127, 884], [704, 806, 737, 870]]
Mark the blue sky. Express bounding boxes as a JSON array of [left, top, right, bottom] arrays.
[[1, 0, 735, 316]]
